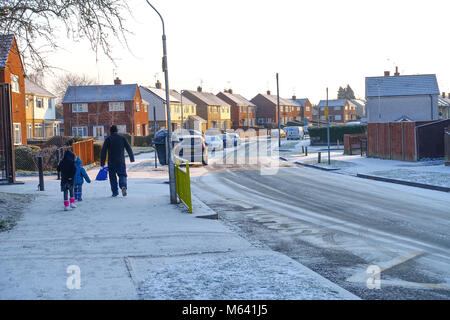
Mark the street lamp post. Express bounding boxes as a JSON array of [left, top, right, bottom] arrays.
[[146, 0, 177, 204]]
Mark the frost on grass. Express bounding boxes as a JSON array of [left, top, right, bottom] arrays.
[[135, 251, 346, 300], [0, 192, 34, 231], [369, 169, 450, 188]]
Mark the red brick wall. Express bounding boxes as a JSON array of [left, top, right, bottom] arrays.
[[318, 101, 357, 123], [302, 99, 313, 121], [64, 97, 149, 136], [133, 86, 148, 135], [0, 37, 26, 144]]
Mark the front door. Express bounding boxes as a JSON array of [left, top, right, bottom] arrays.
[[93, 126, 105, 140]]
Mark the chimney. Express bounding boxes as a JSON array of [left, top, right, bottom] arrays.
[[267, 90, 271, 95], [228, 88, 233, 94], [292, 95, 296, 100], [197, 86, 202, 92], [384, 71, 390, 76], [155, 80, 162, 89], [114, 77, 122, 85], [394, 66, 400, 76], [443, 92, 446, 98]]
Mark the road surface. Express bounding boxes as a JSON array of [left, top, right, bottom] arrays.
[[191, 138, 450, 299]]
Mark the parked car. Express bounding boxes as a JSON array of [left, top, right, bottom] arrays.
[[272, 128, 286, 138], [173, 135, 208, 165], [187, 129, 204, 136], [285, 126, 304, 140], [204, 135, 223, 151], [222, 133, 241, 148]]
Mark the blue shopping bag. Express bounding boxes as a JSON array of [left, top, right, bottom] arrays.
[[95, 166, 109, 181]]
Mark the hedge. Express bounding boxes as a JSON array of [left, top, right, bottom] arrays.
[[14, 145, 59, 171], [308, 124, 366, 144], [119, 133, 154, 147]]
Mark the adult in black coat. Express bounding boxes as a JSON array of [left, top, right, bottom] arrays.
[[100, 125, 135, 197]]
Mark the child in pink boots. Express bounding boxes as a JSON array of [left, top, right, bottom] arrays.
[[57, 150, 77, 211]]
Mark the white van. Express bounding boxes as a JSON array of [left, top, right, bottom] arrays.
[[285, 126, 304, 140]]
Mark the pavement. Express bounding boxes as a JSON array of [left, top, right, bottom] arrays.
[[0, 151, 358, 300], [279, 141, 450, 189]]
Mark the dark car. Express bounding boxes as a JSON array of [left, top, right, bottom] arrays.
[[173, 135, 208, 165]]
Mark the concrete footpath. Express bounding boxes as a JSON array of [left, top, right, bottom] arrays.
[[0, 155, 358, 299]]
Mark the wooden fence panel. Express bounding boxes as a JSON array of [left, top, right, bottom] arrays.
[[72, 139, 94, 165]]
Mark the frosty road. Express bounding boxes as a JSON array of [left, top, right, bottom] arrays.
[[192, 140, 450, 300]]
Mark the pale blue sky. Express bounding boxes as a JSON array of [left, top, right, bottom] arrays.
[[47, 0, 450, 103]]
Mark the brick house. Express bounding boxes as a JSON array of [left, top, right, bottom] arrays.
[[62, 78, 148, 139], [317, 99, 357, 123], [216, 89, 256, 128], [251, 91, 301, 126], [25, 78, 59, 139], [183, 87, 231, 131], [140, 81, 198, 132], [0, 34, 27, 145], [365, 72, 439, 123], [290, 96, 313, 124]]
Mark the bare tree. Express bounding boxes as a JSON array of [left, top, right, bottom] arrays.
[[0, 0, 131, 73], [52, 72, 97, 119], [25, 71, 45, 87]]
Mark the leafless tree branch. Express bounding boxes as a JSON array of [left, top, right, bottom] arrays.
[[0, 0, 131, 73]]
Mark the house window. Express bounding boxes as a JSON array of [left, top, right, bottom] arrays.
[[13, 123, 22, 145], [345, 106, 348, 110], [345, 114, 349, 120], [27, 123, 32, 138], [320, 116, 325, 120], [136, 102, 140, 111], [26, 97, 29, 108], [72, 103, 88, 112], [34, 123, 44, 137], [108, 101, 125, 111], [334, 106, 341, 111], [144, 104, 148, 112], [136, 124, 141, 136], [335, 115, 342, 121], [306, 106, 310, 111], [320, 107, 325, 111], [72, 126, 88, 137], [117, 125, 126, 133], [36, 98, 43, 108], [11, 74, 20, 93]]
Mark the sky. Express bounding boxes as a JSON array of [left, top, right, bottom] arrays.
[[45, 0, 450, 104]]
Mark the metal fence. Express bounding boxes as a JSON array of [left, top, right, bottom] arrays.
[[175, 161, 192, 213]]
